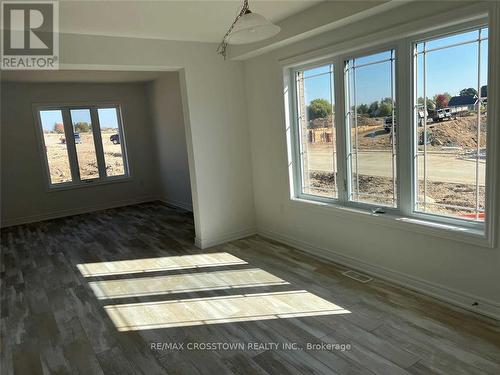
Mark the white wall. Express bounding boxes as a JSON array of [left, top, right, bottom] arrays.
[[1, 81, 160, 225], [148, 73, 193, 211], [243, 1, 500, 319], [58, 34, 256, 247]]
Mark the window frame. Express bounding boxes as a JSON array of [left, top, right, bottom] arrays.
[[342, 45, 400, 212], [289, 42, 401, 213], [290, 58, 339, 203], [408, 22, 489, 231], [284, 10, 497, 246], [33, 102, 130, 190]]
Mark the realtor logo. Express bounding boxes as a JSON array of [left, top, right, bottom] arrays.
[[1, 1, 59, 69]]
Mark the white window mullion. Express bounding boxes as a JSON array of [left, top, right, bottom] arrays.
[[290, 71, 302, 198], [475, 29, 482, 220], [61, 108, 81, 182], [352, 62, 360, 201], [296, 71, 309, 194], [398, 39, 413, 216], [343, 60, 354, 204], [390, 50, 396, 206], [114, 106, 131, 177], [334, 56, 348, 204], [329, 64, 338, 197], [90, 107, 107, 179], [422, 41, 428, 213]]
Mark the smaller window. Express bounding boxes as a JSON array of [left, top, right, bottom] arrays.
[[36, 105, 129, 188]]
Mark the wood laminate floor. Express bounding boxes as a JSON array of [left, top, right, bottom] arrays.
[[1, 202, 499, 374]]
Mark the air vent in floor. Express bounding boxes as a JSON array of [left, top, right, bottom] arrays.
[[342, 270, 373, 283]]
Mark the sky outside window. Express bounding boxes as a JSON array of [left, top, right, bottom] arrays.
[[304, 29, 488, 105]]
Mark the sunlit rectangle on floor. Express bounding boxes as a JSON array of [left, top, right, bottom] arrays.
[[89, 268, 289, 299], [104, 290, 350, 331], [77, 252, 247, 277]]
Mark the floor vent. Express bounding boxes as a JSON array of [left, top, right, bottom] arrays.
[[342, 270, 373, 283]]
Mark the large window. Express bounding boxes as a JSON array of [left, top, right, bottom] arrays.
[[414, 28, 488, 221], [36, 104, 128, 188], [288, 22, 492, 235]]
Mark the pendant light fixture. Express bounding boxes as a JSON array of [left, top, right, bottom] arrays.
[[217, 0, 280, 58]]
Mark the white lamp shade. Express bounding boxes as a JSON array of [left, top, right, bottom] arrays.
[[228, 12, 280, 44]]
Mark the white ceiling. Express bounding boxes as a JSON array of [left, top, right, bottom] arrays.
[[59, 0, 324, 43]]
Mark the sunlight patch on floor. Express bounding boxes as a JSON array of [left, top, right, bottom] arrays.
[[89, 268, 289, 299], [80, 253, 350, 331], [104, 290, 350, 331], [77, 252, 247, 277]]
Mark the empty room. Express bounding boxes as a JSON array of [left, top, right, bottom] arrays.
[[1, 1, 499, 374]]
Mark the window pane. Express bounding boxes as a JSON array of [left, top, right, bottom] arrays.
[[480, 27, 488, 39], [353, 50, 392, 67], [296, 64, 337, 198], [98, 108, 126, 177], [425, 29, 478, 51], [346, 50, 397, 207], [415, 28, 487, 221], [39, 110, 72, 184], [70, 109, 99, 180], [303, 65, 330, 78]]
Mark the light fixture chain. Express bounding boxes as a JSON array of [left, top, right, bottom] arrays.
[[216, 0, 249, 59]]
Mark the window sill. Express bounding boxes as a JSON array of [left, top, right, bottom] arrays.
[[289, 197, 492, 248], [47, 176, 132, 192]]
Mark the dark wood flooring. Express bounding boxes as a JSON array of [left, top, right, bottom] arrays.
[[1, 202, 499, 374]]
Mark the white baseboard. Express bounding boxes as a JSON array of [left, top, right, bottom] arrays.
[[195, 227, 257, 249], [258, 227, 500, 322], [0, 196, 158, 228], [158, 198, 193, 212]]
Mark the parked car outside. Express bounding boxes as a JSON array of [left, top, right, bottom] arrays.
[[60, 133, 82, 144], [384, 116, 396, 133], [110, 134, 120, 145], [430, 108, 452, 122], [74, 133, 82, 144]]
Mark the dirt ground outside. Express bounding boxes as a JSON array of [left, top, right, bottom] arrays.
[[353, 114, 486, 150], [302, 114, 486, 219], [305, 172, 484, 218], [305, 145, 485, 186], [43, 131, 125, 184]]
